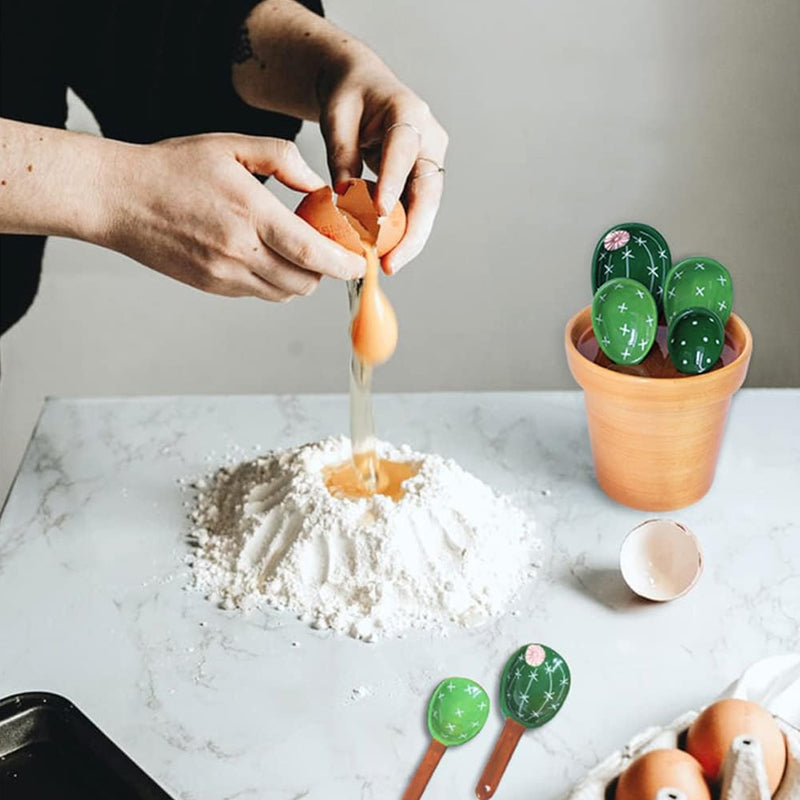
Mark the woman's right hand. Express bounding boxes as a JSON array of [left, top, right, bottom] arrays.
[[98, 133, 365, 302]]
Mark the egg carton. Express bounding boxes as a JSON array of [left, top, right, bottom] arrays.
[[568, 709, 800, 800]]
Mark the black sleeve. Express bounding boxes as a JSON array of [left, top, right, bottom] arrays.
[[64, 0, 324, 144]]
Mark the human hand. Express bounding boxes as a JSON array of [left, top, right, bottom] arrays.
[[318, 59, 449, 275], [98, 133, 365, 301]]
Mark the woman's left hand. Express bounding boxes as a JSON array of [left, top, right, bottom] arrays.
[[317, 60, 449, 274]]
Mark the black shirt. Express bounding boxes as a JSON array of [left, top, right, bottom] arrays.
[[0, 0, 322, 335]]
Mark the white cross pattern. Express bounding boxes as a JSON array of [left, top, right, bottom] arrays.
[[695, 286, 705, 296], [621, 248, 634, 262], [718, 301, 727, 310], [658, 248, 668, 260], [602, 336, 611, 346], [478, 701, 487, 710], [519, 693, 529, 704], [618, 302, 628, 312], [647, 265, 659, 277], [455, 707, 464, 717], [619, 324, 631, 335], [717, 275, 727, 285], [621, 348, 631, 359], [604, 264, 613, 276], [695, 262, 705, 270], [446, 723, 456, 732], [595, 314, 603, 323], [674, 270, 684, 280], [635, 289, 645, 299], [613, 283, 625, 291], [638, 340, 648, 351], [599, 293, 608, 302], [645, 315, 654, 326], [668, 288, 676, 299], [446, 682, 455, 692], [634, 236, 646, 245]]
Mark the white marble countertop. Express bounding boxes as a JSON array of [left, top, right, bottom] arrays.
[[0, 390, 798, 800]]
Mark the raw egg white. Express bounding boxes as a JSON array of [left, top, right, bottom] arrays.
[[686, 699, 786, 794]]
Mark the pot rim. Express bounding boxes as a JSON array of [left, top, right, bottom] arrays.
[[565, 306, 753, 400]]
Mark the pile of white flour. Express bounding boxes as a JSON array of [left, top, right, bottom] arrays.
[[187, 437, 540, 641]]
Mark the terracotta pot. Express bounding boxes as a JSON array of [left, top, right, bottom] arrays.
[[565, 307, 752, 510]]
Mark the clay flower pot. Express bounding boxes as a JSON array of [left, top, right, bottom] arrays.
[[565, 306, 752, 510]]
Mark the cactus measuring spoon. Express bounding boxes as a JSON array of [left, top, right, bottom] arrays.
[[476, 644, 571, 799], [403, 677, 490, 800]]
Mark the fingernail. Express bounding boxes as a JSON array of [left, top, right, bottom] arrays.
[[378, 187, 397, 216], [334, 173, 352, 194]]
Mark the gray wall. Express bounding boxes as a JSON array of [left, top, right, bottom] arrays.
[[2, 0, 799, 501]]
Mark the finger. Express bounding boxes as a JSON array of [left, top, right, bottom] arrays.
[[207, 261, 293, 303], [382, 169, 444, 274], [231, 135, 325, 193], [234, 269, 294, 303], [257, 195, 365, 280], [320, 93, 365, 192], [250, 247, 322, 297], [375, 123, 422, 216]]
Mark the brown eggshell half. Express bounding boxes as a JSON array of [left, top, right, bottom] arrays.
[[338, 179, 406, 257], [295, 186, 363, 255]]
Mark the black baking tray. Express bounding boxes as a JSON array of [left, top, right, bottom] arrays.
[[0, 692, 174, 800]]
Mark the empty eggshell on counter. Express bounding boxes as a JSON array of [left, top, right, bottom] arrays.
[[620, 519, 703, 601]]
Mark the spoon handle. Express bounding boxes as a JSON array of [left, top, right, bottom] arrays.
[[402, 738, 447, 800], [475, 717, 526, 799]]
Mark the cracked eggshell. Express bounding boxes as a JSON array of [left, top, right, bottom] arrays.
[[295, 179, 406, 258], [620, 519, 703, 601]]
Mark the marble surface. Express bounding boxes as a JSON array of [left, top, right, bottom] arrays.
[[0, 390, 798, 800]]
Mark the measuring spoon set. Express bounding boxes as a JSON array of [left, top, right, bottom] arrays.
[[403, 642, 571, 800]]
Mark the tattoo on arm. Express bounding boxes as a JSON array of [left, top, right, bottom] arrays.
[[232, 22, 270, 70], [232, 23, 255, 64]]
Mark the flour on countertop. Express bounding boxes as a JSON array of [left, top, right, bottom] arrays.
[[187, 436, 540, 641]]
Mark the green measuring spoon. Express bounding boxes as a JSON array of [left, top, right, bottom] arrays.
[[476, 644, 571, 799], [403, 677, 490, 800]]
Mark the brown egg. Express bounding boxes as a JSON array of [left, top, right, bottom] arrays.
[[686, 699, 786, 794], [616, 749, 711, 800], [294, 178, 406, 258], [295, 186, 363, 254]]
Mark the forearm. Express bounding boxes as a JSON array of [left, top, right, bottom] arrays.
[[231, 0, 388, 120], [0, 118, 121, 242]]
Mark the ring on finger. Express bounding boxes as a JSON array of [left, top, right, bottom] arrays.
[[410, 157, 445, 182], [385, 121, 422, 140], [360, 121, 422, 151]]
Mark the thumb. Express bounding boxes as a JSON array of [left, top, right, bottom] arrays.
[[320, 93, 364, 192], [232, 136, 325, 192]]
